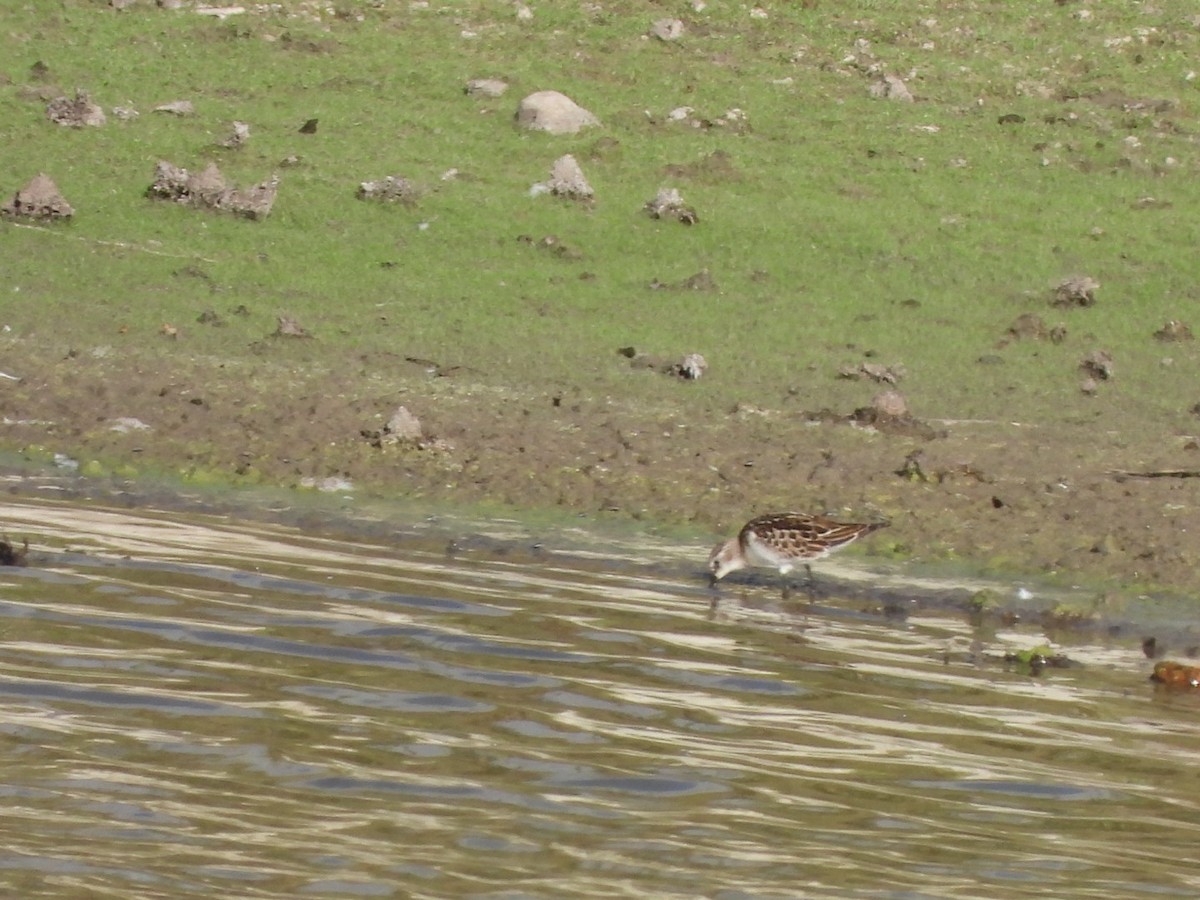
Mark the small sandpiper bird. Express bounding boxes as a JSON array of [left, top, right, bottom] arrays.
[[708, 512, 887, 592]]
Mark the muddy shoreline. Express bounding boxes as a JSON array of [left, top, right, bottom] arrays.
[[2, 340, 1198, 603]]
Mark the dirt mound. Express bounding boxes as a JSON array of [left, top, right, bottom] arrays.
[[146, 161, 278, 220], [2, 174, 73, 220]]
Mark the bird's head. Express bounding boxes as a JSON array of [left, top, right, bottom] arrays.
[[707, 538, 745, 584]]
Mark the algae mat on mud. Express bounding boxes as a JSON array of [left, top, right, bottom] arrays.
[[2, 1, 1200, 595]]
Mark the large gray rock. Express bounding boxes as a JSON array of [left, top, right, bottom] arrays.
[[515, 91, 599, 135]]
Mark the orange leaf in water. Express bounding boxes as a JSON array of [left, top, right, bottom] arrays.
[[1151, 661, 1200, 688]]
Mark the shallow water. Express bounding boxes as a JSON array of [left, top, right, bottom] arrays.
[[1, 492, 1199, 899]]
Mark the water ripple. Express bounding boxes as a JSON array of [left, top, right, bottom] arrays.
[[1, 497, 1199, 898]]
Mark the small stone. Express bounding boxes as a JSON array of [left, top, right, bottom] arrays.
[[650, 18, 684, 41], [465, 78, 508, 98], [110, 417, 151, 433], [869, 74, 914, 102], [154, 100, 195, 116]]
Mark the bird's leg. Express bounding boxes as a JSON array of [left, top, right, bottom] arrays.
[[798, 563, 826, 600], [707, 572, 727, 614]]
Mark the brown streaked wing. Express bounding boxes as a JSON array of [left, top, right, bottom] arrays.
[[742, 513, 884, 554]]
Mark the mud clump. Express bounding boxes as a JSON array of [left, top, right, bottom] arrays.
[[273, 316, 310, 338], [0, 537, 28, 566], [46, 89, 106, 127], [465, 78, 508, 98], [362, 405, 451, 451], [1154, 320, 1193, 342], [219, 120, 251, 150], [2, 174, 74, 221], [1003, 313, 1067, 347], [618, 347, 708, 380], [146, 161, 279, 220], [357, 176, 422, 205], [1052, 275, 1100, 308], [805, 391, 944, 440], [1080, 349, 1114, 381], [837, 362, 906, 385], [645, 187, 698, 224], [648, 269, 715, 291], [545, 154, 594, 201]]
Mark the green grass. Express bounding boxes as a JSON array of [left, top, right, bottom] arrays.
[[3, 0, 1199, 431]]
